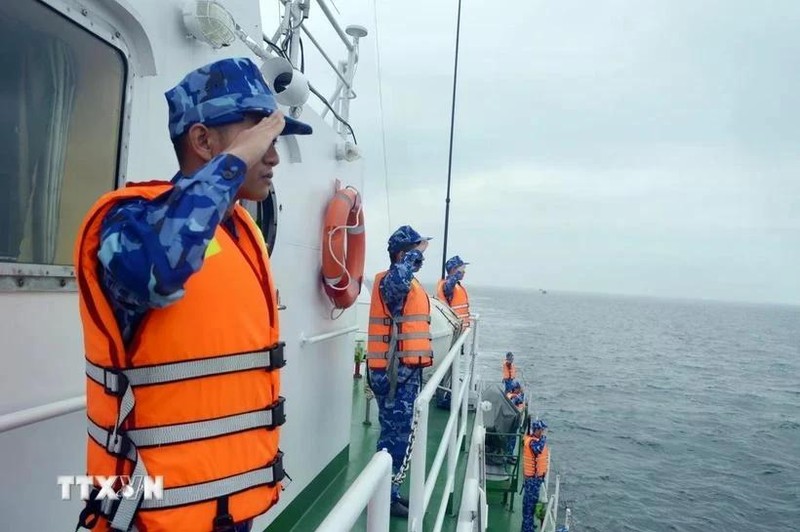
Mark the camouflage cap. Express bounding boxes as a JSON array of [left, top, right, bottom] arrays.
[[531, 419, 548, 430], [445, 255, 469, 273], [165, 57, 312, 139], [387, 225, 432, 255]]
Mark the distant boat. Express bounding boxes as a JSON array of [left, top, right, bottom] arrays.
[[540, 289, 548, 294]]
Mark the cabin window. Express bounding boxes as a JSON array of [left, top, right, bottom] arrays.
[[0, 1, 126, 266]]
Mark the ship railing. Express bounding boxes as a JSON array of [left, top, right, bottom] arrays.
[[406, 315, 479, 532], [540, 473, 561, 532], [314, 315, 479, 532], [456, 385, 488, 532], [0, 395, 86, 434], [315, 450, 393, 532]]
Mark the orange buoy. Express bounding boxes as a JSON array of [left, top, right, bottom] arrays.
[[322, 184, 365, 309]]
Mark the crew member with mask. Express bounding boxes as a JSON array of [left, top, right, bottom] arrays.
[[437, 255, 470, 327], [366, 225, 434, 517], [503, 351, 517, 390]]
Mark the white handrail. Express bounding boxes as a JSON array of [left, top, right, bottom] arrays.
[[300, 325, 359, 345], [541, 475, 561, 532], [315, 450, 393, 532], [456, 418, 486, 532], [408, 316, 479, 532], [417, 328, 472, 404], [0, 395, 86, 434], [315, 316, 481, 532]]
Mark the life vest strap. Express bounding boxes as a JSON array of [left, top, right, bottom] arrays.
[[369, 314, 430, 326], [395, 331, 432, 340], [86, 343, 287, 392], [395, 314, 431, 324], [365, 350, 388, 359], [140, 452, 284, 510], [87, 397, 286, 454], [451, 304, 469, 309], [396, 350, 433, 358], [368, 335, 391, 343]]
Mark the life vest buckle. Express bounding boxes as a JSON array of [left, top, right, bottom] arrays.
[[269, 342, 286, 370], [267, 451, 285, 486], [102, 368, 129, 397], [267, 397, 286, 429], [212, 513, 234, 532], [75, 487, 103, 530], [105, 429, 132, 458]]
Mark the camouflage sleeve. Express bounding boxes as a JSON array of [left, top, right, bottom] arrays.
[[97, 153, 247, 312], [379, 249, 423, 318], [531, 436, 547, 455], [443, 274, 459, 303]]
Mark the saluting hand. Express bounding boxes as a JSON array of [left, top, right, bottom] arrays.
[[225, 112, 286, 169]]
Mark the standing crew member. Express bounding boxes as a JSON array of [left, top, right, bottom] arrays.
[[74, 58, 312, 532], [521, 419, 549, 532], [436, 255, 470, 326], [505, 380, 525, 461], [503, 351, 517, 390], [366, 225, 434, 518]]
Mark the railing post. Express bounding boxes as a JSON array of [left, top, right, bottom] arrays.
[[367, 454, 392, 532], [447, 342, 461, 505], [408, 401, 429, 532], [338, 30, 361, 129], [316, 450, 392, 532]]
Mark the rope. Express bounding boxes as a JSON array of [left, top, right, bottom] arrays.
[[324, 187, 363, 293]]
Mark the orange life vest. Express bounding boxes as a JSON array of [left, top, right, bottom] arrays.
[[522, 435, 549, 478], [502, 361, 517, 380], [366, 270, 432, 369], [74, 181, 285, 532], [436, 278, 470, 326]]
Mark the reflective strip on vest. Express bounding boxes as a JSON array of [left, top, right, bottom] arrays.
[[140, 455, 284, 510], [451, 304, 469, 310], [396, 314, 431, 323], [396, 331, 432, 340], [397, 350, 433, 357], [87, 399, 285, 451], [85, 345, 285, 393], [364, 350, 431, 358], [99, 451, 284, 529], [369, 315, 430, 326]]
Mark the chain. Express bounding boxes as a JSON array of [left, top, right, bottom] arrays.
[[392, 403, 421, 485]]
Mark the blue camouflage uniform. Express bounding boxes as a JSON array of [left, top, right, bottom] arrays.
[[522, 421, 548, 532], [370, 225, 432, 504], [96, 58, 311, 532], [505, 381, 524, 457], [442, 255, 468, 304]]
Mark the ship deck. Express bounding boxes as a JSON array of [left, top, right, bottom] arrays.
[[266, 378, 524, 531]]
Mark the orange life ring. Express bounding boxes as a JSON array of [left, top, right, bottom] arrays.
[[322, 184, 365, 309]]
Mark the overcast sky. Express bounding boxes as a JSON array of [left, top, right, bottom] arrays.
[[269, 0, 800, 305]]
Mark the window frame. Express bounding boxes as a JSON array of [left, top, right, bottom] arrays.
[[0, 0, 133, 292]]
